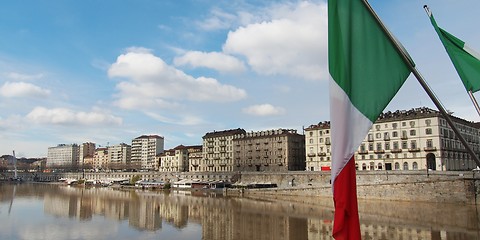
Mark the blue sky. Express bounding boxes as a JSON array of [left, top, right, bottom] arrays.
[[0, 0, 479, 157]]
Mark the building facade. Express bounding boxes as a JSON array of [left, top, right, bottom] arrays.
[[306, 107, 480, 172], [47, 144, 80, 168], [131, 135, 164, 170], [201, 128, 246, 172], [188, 145, 203, 172], [304, 122, 332, 172], [79, 142, 96, 167], [233, 129, 306, 171], [157, 145, 201, 172], [93, 147, 109, 170], [108, 143, 131, 170]]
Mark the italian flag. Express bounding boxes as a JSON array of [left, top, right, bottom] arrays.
[[328, 0, 412, 239], [427, 7, 480, 93]]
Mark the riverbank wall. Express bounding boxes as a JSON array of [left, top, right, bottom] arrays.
[[2, 170, 479, 204]]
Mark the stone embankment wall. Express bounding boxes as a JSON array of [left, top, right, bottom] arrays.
[[2, 170, 479, 204], [241, 171, 480, 204]]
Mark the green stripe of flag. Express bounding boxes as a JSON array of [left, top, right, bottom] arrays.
[[428, 11, 480, 93], [328, 0, 412, 122]]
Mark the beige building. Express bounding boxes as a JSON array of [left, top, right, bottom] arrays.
[[306, 107, 480, 172], [233, 129, 306, 171], [188, 145, 203, 172], [304, 122, 332, 172], [108, 143, 131, 170], [131, 135, 164, 170], [79, 142, 96, 166], [201, 128, 246, 172], [93, 147, 109, 170], [158, 145, 188, 172]]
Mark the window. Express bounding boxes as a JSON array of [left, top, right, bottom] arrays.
[[393, 141, 399, 150], [403, 162, 409, 170], [402, 130, 408, 138], [360, 144, 366, 151], [370, 161, 375, 170], [426, 139, 433, 148], [392, 131, 398, 137], [309, 132, 313, 137], [309, 139, 313, 144], [376, 143, 382, 151], [410, 130, 416, 136], [368, 143, 374, 151], [376, 125, 381, 130], [384, 132, 390, 140], [326, 130, 329, 134], [425, 119, 431, 126], [368, 134, 374, 141], [319, 138, 323, 143], [402, 141, 408, 149], [426, 128, 432, 135], [362, 163, 367, 170], [395, 162, 400, 170], [410, 140, 417, 149], [392, 123, 398, 129], [402, 122, 406, 127], [376, 133, 381, 139], [410, 121, 415, 127], [319, 131, 323, 136], [385, 142, 390, 150], [378, 163, 383, 170], [413, 162, 418, 170]]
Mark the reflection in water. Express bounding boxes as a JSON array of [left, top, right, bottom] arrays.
[[0, 183, 479, 240]]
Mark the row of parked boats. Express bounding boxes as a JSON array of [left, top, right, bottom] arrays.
[[59, 177, 278, 190]]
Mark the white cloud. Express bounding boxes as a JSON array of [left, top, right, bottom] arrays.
[[26, 107, 122, 126], [108, 50, 247, 110], [6, 72, 44, 81], [174, 51, 246, 73], [223, 1, 328, 81], [243, 104, 286, 116], [196, 7, 237, 30], [145, 112, 204, 125], [0, 81, 50, 98]]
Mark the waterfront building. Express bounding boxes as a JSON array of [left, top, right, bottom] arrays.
[[304, 122, 331, 172], [158, 145, 202, 172], [93, 147, 109, 170], [79, 142, 96, 166], [305, 107, 480, 171], [201, 128, 246, 172], [233, 129, 306, 171], [188, 145, 203, 172], [108, 143, 131, 170], [131, 135, 164, 170], [46, 144, 80, 168]]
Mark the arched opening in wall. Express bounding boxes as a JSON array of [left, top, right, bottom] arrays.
[[426, 153, 436, 170]]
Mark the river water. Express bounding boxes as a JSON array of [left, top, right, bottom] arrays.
[[0, 183, 479, 240]]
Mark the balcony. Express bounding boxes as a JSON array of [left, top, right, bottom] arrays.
[[318, 152, 327, 156], [391, 149, 402, 153], [401, 136, 408, 140], [374, 150, 385, 154], [307, 153, 316, 157], [424, 147, 437, 152], [408, 148, 421, 152], [358, 150, 368, 155], [207, 164, 214, 167]]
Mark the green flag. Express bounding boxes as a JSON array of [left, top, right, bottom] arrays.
[[427, 8, 480, 93]]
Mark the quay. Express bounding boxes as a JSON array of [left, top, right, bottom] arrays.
[[2, 170, 480, 204]]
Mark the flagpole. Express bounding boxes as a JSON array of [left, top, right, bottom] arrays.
[[468, 90, 480, 117], [362, 0, 480, 168]]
